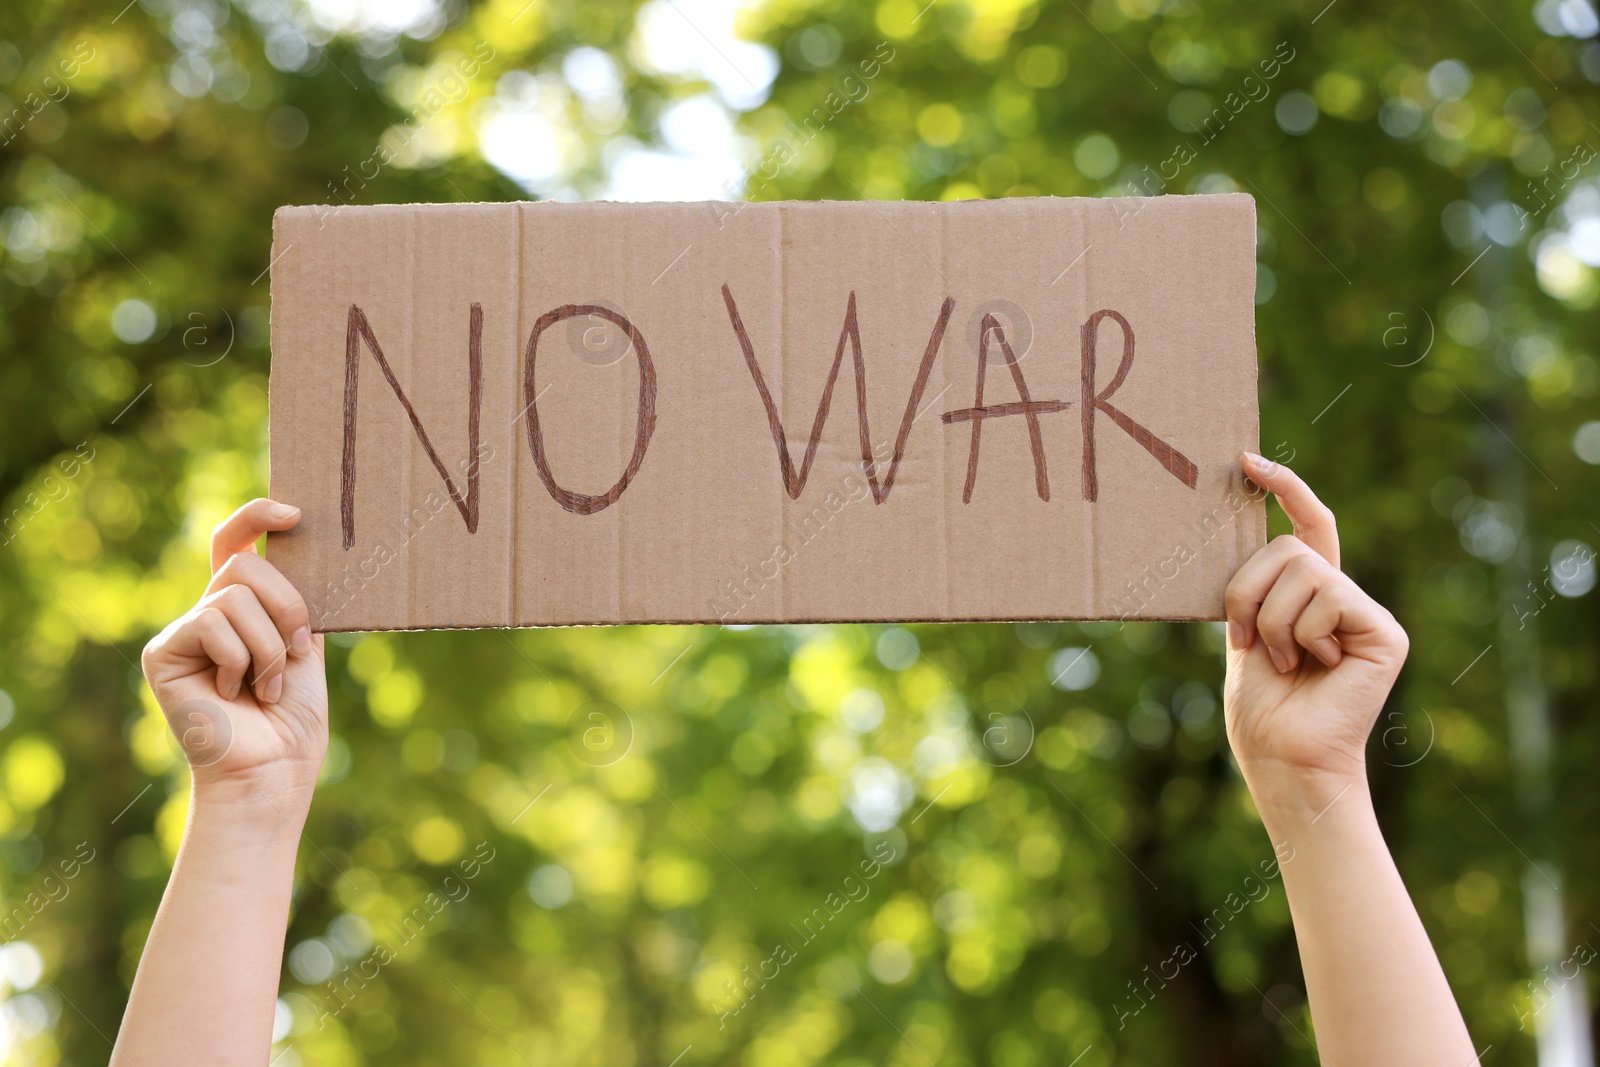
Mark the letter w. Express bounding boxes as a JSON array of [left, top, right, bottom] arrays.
[[341, 304, 482, 549], [721, 284, 954, 503]]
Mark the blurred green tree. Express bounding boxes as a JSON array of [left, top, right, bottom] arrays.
[[0, 0, 1595, 1065]]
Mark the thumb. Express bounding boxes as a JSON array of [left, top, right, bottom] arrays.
[[1240, 453, 1340, 569]]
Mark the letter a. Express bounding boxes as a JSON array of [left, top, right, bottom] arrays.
[[941, 314, 1071, 501]]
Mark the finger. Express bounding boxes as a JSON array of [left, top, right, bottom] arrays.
[[1240, 453, 1340, 569], [1256, 552, 1340, 672], [193, 608, 253, 700], [207, 551, 314, 658], [203, 585, 289, 704], [211, 499, 301, 575], [1224, 534, 1315, 652], [1295, 577, 1408, 668], [1288, 582, 1351, 671], [149, 607, 253, 701]]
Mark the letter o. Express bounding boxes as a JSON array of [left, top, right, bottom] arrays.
[[524, 304, 657, 515]]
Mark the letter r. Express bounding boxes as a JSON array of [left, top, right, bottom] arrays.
[[1080, 309, 1198, 501]]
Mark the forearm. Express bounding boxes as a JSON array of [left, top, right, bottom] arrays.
[[114, 782, 308, 1066], [1251, 769, 1475, 1066]]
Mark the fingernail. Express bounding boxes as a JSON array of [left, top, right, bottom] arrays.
[[1226, 621, 1246, 649], [1242, 451, 1267, 471], [269, 503, 300, 521], [291, 627, 312, 656], [1268, 647, 1289, 673], [262, 675, 283, 704]]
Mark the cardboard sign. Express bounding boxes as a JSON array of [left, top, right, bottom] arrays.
[[267, 194, 1265, 631]]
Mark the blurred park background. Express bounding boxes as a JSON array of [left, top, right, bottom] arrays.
[[3, 0, 1600, 1063]]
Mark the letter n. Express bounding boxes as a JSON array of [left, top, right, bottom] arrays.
[[1079, 309, 1198, 501], [342, 304, 482, 549]]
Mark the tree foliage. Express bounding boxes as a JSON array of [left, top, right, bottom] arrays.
[[0, 0, 1595, 1064]]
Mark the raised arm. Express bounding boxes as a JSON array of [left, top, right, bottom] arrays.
[[117, 500, 328, 1067], [1224, 453, 1475, 1065]]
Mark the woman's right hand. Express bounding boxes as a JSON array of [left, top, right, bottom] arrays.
[[140, 499, 328, 810]]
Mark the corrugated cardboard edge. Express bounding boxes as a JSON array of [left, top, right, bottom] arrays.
[[311, 612, 1227, 635], [266, 207, 286, 572], [1238, 196, 1268, 594]]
